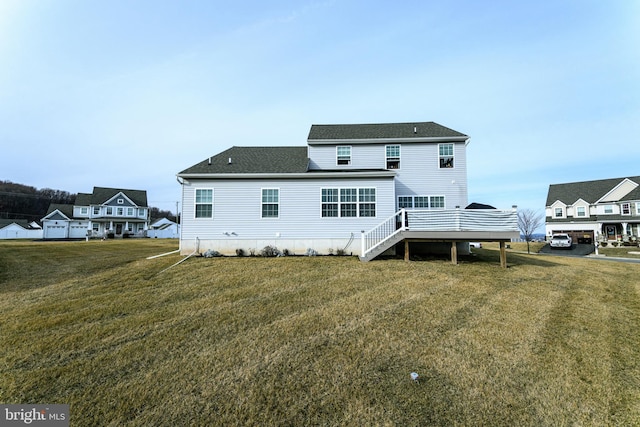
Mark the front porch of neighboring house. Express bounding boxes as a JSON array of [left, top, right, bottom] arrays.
[[597, 222, 640, 247], [360, 208, 520, 267], [87, 221, 147, 239]]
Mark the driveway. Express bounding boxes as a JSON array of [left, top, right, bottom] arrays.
[[538, 243, 595, 256]]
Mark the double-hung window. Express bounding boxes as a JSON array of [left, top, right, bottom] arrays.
[[195, 189, 213, 218], [359, 188, 376, 217], [337, 146, 351, 165], [554, 207, 563, 218], [386, 145, 400, 169], [321, 189, 339, 217], [575, 206, 586, 217], [262, 189, 279, 218], [340, 188, 358, 217], [604, 205, 613, 214], [322, 188, 376, 217], [622, 203, 631, 215], [439, 143, 454, 168]]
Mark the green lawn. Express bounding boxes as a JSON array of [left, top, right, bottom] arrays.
[[1, 240, 639, 425]]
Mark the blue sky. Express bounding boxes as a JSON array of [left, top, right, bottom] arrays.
[[1, 1, 639, 221]]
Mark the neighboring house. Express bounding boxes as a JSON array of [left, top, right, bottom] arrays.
[[0, 219, 43, 239], [147, 218, 179, 238], [177, 121, 518, 263], [545, 176, 640, 245], [41, 187, 149, 239]]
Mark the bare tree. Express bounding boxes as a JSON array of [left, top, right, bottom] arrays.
[[518, 208, 544, 254]]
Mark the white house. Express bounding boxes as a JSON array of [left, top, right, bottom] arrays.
[[42, 187, 150, 239], [545, 176, 640, 245], [177, 122, 519, 263], [0, 219, 43, 239], [147, 218, 179, 239]]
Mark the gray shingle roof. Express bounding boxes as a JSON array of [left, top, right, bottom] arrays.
[[46, 203, 75, 218], [179, 146, 309, 175], [546, 176, 640, 206], [307, 121, 467, 141], [90, 187, 148, 207]]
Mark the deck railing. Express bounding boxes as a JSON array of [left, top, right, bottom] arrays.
[[361, 209, 407, 256], [361, 208, 519, 257]]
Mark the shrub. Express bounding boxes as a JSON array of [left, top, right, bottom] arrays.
[[336, 249, 346, 256], [600, 242, 608, 247], [305, 248, 318, 257], [203, 249, 221, 258], [260, 245, 282, 257], [612, 242, 619, 247], [235, 249, 245, 257]]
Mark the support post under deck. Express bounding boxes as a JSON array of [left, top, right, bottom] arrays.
[[499, 241, 507, 268], [451, 241, 458, 265]]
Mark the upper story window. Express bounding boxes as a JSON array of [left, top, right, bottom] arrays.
[[106, 207, 113, 215], [554, 207, 563, 218], [117, 207, 124, 216], [127, 207, 134, 216], [336, 146, 351, 165], [386, 145, 400, 169], [80, 207, 88, 215], [439, 143, 454, 168], [93, 207, 100, 215], [622, 203, 631, 215], [575, 206, 586, 217], [636, 203, 640, 215], [195, 189, 213, 218], [604, 205, 613, 214], [138, 208, 145, 217], [261, 188, 279, 218]]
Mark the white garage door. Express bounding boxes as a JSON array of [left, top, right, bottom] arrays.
[[69, 225, 88, 238], [45, 225, 66, 239]]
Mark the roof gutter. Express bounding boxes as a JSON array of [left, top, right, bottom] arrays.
[[176, 171, 397, 180], [307, 136, 469, 145]]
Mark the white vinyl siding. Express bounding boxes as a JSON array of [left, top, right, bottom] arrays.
[[180, 178, 395, 242]]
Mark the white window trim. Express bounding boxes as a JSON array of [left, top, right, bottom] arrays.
[[604, 204, 614, 214], [438, 143, 454, 169], [385, 145, 401, 169], [261, 188, 280, 219], [554, 207, 565, 218], [194, 188, 214, 219], [621, 202, 631, 216], [336, 146, 352, 166], [575, 205, 587, 217]]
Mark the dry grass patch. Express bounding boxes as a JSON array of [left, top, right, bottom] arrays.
[[1, 240, 639, 425]]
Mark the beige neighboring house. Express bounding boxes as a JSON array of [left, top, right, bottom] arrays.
[[42, 187, 149, 239]]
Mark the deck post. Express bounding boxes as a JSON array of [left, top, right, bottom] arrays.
[[361, 230, 365, 258], [404, 239, 410, 261], [451, 241, 458, 265], [499, 241, 507, 268]]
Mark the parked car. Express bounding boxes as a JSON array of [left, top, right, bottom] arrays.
[[550, 233, 572, 249], [469, 242, 482, 248]]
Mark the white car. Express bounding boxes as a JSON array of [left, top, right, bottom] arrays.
[[550, 233, 572, 249], [469, 242, 482, 248]]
